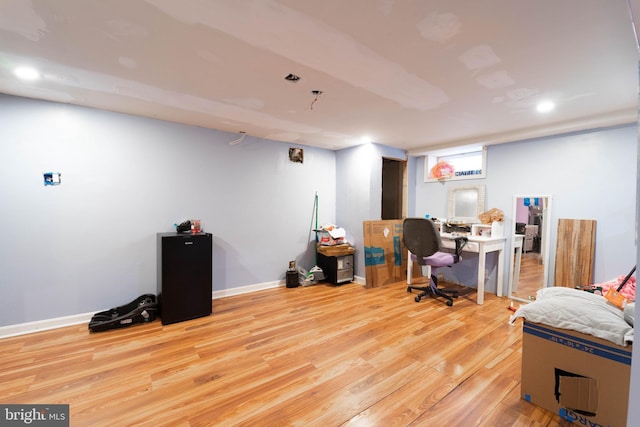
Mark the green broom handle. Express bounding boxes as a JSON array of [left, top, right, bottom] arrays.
[[314, 192, 319, 264]]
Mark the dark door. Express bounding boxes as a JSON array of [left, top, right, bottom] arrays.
[[382, 158, 405, 220]]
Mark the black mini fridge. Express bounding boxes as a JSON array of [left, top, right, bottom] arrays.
[[157, 232, 212, 325]]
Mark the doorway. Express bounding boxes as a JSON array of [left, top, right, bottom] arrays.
[[381, 158, 406, 220], [508, 195, 552, 302]]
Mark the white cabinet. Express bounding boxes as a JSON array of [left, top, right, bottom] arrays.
[[471, 221, 504, 238]]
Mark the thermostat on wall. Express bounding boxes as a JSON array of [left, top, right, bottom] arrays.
[[43, 172, 61, 186]]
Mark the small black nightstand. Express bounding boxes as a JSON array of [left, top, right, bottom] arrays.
[[317, 249, 354, 285]]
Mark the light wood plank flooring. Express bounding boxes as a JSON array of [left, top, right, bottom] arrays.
[[0, 281, 569, 426]]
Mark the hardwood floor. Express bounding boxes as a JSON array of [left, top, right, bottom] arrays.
[[0, 281, 570, 426]]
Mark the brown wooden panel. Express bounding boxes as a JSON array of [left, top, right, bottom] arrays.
[[554, 218, 596, 287]]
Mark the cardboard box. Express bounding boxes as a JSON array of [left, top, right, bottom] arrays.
[[317, 244, 355, 257], [363, 220, 408, 288], [521, 321, 632, 427]]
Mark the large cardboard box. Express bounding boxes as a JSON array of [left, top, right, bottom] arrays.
[[521, 321, 632, 427], [363, 220, 408, 288]]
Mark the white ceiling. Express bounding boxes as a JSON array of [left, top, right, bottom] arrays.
[[0, 0, 638, 153]]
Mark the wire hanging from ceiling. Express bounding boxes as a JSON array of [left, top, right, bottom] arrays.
[[229, 131, 246, 145], [307, 90, 323, 110]]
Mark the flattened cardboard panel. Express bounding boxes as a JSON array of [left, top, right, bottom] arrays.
[[363, 220, 407, 288], [559, 376, 598, 415]]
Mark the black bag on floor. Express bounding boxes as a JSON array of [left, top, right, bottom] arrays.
[[88, 294, 158, 332]]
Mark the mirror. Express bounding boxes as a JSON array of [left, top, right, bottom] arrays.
[[447, 185, 485, 223], [508, 195, 552, 302]]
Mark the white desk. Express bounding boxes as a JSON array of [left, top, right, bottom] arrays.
[[406, 233, 506, 305]]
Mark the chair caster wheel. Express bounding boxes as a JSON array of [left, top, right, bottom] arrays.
[[415, 296, 421, 302], [407, 287, 412, 293], [446, 300, 453, 306]]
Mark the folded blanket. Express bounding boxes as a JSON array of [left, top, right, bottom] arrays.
[[592, 274, 636, 301], [509, 287, 634, 346]]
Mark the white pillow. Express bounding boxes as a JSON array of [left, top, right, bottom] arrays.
[[510, 287, 633, 346], [624, 302, 635, 327]]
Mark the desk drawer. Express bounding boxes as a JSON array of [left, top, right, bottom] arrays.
[[441, 239, 478, 252], [465, 241, 479, 252]]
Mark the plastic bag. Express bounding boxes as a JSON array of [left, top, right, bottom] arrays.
[[478, 208, 504, 224]]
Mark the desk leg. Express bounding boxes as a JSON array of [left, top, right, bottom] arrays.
[[496, 248, 504, 298], [407, 250, 412, 285], [477, 249, 486, 305]]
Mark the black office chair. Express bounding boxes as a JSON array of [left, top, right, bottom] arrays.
[[403, 218, 467, 306]]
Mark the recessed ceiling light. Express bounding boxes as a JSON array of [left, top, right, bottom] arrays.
[[284, 73, 301, 82], [360, 136, 373, 144], [14, 66, 40, 81], [536, 100, 555, 113]]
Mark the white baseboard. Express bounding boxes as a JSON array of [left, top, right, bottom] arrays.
[[212, 280, 283, 299], [353, 275, 366, 285], [0, 312, 95, 339], [0, 277, 367, 339], [212, 276, 365, 298]]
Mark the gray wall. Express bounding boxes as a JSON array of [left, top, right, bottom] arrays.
[[336, 143, 407, 278], [630, 118, 640, 426], [622, 4, 639, 423], [1, 91, 638, 425], [3, 92, 634, 328], [0, 94, 336, 326], [412, 124, 637, 294]]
